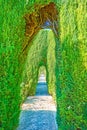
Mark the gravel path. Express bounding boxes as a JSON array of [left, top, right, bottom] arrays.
[[17, 75, 58, 130]]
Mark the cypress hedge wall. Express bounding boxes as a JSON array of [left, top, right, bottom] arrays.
[[0, 1, 26, 130], [47, 30, 56, 98], [21, 29, 48, 100], [56, 1, 87, 129]]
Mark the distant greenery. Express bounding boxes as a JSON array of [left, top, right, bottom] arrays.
[[38, 66, 46, 77], [21, 29, 56, 101], [21, 30, 48, 100]]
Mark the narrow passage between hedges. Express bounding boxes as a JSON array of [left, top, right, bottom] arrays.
[[17, 74, 58, 130]]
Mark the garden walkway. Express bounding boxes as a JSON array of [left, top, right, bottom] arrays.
[[17, 74, 58, 130]]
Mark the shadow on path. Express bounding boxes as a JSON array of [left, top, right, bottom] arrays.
[[35, 82, 49, 96], [17, 110, 57, 130]]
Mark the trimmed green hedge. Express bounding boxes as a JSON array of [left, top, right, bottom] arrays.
[[47, 30, 56, 98], [0, 1, 26, 129], [21, 29, 48, 100], [21, 29, 56, 101], [0, 1, 56, 129], [56, 1, 87, 129]]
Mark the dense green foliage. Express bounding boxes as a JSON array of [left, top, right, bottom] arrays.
[[56, 1, 87, 129], [21, 29, 56, 101], [0, 0, 87, 130], [0, 1, 26, 130], [21, 30, 48, 100], [47, 30, 56, 97], [0, 0, 56, 129]]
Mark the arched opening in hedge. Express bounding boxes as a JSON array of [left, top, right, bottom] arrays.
[[38, 66, 46, 83], [20, 2, 58, 101], [21, 28, 56, 101], [18, 3, 58, 130]]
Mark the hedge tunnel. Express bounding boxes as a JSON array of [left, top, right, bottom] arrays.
[[21, 29, 56, 101], [0, 0, 87, 130]]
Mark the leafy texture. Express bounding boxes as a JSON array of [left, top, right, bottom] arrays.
[[56, 1, 87, 129], [0, 1, 25, 129], [21, 29, 56, 101], [0, 0, 87, 130]]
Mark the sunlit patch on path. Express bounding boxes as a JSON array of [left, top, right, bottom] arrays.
[[17, 74, 58, 130]]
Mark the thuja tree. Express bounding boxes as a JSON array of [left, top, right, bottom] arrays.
[[0, 1, 26, 129], [47, 30, 56, 98], [56, 1, 87, 130]]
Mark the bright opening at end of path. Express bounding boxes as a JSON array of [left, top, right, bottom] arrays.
[[38, 73, 46, 83]]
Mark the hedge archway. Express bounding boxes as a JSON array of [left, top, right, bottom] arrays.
[[21, 29, 56, 101]]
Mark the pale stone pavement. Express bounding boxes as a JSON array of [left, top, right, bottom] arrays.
[[17, 74, 58, 130]]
